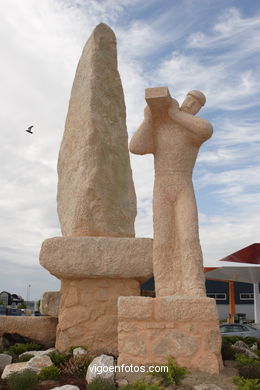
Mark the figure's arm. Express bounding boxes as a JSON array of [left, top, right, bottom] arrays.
[[168, 103, 213, 144], [129, 106, 154, 155]]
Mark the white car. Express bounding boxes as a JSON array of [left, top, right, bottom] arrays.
[[220, 323, 260, 338]]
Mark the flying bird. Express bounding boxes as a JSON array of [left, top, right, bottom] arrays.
[[26, 125, 34, 134]]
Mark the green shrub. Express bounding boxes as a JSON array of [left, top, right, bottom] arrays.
[[150, 356, 188, 386], [18, 353, 34, 362], [243, 337, 258, 348], [38, 364, 60, 380], [119, 380, 162, 390], [87, 377, 116, 390], [48, 351, 67, 366], [233, 376, 260, 390], [235, 354, 260, 379], [8, 343, 42, 356], [61, 354, 93, 377], [222, 336, 243, 345], [7, 369, 38, 390], [221, 343, 236, 360], [222, 336, 258, 348]]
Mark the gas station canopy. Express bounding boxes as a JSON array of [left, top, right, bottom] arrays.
[[205, 266, 260, 284]]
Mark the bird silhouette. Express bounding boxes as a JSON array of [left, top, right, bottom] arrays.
[[26, 125, 34, 134]]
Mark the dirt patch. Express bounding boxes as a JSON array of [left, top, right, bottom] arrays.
[[182, 362, 238, 390]]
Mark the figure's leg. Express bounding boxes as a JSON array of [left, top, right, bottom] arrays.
[[153, 178, 181, 296], [175, 180, 206, 297]]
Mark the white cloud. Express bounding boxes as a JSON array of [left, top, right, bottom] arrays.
[[188, 7, 260, 50], [200, 210, 260, 266]]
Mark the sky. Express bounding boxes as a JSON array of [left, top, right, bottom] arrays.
[[0, 0, 259, 301]]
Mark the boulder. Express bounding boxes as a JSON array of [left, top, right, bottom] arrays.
[[232, 340, 259, 359], [1, 362, 29, 379], [27, 354, 52, 373], [19, 348, 55, 358], [50, 386, 80, 390], [73, 347, 87, 356], [117, 378, 129, 387], [86, 354, 114, 383], [40, 291, 60, 317], [0, 353, 12, 371], [193, 385, 224, 390], [57, 23, 136, 238]]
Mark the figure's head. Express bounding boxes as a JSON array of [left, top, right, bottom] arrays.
[[181, 90, 206, 115]]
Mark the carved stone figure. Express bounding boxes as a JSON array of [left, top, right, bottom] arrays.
[[130, 87, 213, 297]]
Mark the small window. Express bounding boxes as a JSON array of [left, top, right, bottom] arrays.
[[240, 293, 254, 300], [207, 293, 226, 300], [229, 325, 245, 332]]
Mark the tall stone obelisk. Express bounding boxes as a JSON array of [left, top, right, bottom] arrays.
[[57, 23, 136, 238], [40, 23, 153, 354]]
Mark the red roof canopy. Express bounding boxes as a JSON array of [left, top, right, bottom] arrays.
[[219, 243, 260, 265]]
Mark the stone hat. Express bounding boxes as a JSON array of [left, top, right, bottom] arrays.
[[187, 90, 206, 106]]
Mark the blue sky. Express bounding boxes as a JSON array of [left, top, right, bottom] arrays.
[[0, 0, 259, 300]]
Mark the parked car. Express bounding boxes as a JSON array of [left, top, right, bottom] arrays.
[[220, 323, 260, 338]]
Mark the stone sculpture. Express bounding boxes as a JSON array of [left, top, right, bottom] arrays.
[[130, 87, 212, 297], [57, 23, 136, 238], [117, 87, 223, 373], [40, 23, 153, 354]]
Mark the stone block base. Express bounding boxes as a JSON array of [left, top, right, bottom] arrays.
[[0, 316, 57, 348], [56, 278, 140, 355], [118, 296, 223, 374]]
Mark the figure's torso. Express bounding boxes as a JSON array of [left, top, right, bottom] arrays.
[[153, 117, 200, 175]]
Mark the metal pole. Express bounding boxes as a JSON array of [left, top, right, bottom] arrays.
[[253, 283, 260, 324]]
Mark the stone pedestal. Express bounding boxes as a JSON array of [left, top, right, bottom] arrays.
[[118, 296, 223, 373], [40, 236, 153, 354], [57, 278, 139, 354]]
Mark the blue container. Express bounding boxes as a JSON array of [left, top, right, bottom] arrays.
[[0, 306, 6, 315]]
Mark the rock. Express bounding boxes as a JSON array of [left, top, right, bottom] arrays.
[[116, 378, 129, 387], [50, 386, 80, 390], [1, 362, 29, 379], [193, 385, 224, 390], [57, 23, 136, 238], [40, 237, 153, 282], [73, 347, 87, 356], [232, 340, 259, 359], [19, 348, 55, 358], [40, 291, 60, 317], [27, 354, 52, 373], [86, 354, 114, 383], [0, 353, 12, 371]]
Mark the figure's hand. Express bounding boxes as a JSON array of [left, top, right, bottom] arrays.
[[168, 98, 180, 119]]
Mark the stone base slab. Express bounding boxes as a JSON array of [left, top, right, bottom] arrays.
[[118, 296, 223, 374], [56, 278, 140, 355], [0, 316, 57, 348], [40, 237, 153, 282]]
